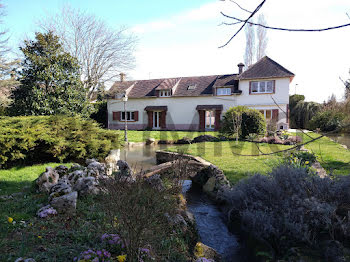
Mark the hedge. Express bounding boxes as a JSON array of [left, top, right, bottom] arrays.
[[0, 115, 120, 168]]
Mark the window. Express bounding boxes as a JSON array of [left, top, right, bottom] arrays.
[[216, 87, 231, 96], [121, 111, 135, 121], [259, 109, 272, 120], [159, 90, 171, 97], [187, 84, 197, 90], [250, 80, 274, 94]]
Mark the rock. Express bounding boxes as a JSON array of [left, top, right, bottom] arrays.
[[73, 176, 99, 196], [174, 137, 192, 144], [312, 161, 328, 178], [37, 205, 57, 218], [117, 160, 133, 176], [157, 140, 173, 145], [145, 138, 156, 145], [67, 170, 87, 184], [50, 191, 78, 214], [36, 167, 59, 193], [54, 165, 69, 177], [144, 174, 165, 191], [48, 182, 72, 201], [69, 163, 84, 172], [193, 135, 219, 143], [203, 176, 216, 193], [165, 213, 188, 229], [105, 149, 120, 176], [194, 242, 221, 261], [15, 258, 36, 262], [87, 160, 106, 177]]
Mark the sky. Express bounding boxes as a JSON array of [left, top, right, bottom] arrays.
[[3, 0, 350, 102]]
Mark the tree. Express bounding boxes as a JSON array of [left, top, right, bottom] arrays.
[[9, 31, 93, 117], [38, 6, 137, 99], [244, 23, 255, 67], [0, 1, 19, 113], [256, 14, 268, 60]]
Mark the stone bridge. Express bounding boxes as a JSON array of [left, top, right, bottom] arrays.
[[143, 150, 231, 202]]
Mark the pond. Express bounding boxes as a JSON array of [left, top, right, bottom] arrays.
[[325, 133, 350, 149], [120, 144, 247, 261]]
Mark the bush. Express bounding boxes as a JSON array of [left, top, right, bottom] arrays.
[[100, 174, 191, 261], [308, 110, 346, 132], [0, 115, 120, 168], [226, 165, 350, 260], [90, 101, 107, 128], [220, 106, 266, 139]]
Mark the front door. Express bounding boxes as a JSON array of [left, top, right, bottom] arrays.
[[205, 110, 215, 130], [153, 111, 161, 129]]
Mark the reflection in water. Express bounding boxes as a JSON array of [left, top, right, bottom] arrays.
[[119, 144, 170, 172], [183, 180, 242, 262], [326, 133, 350, 149]]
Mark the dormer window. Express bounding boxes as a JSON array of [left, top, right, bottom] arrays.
[[216, 87, 231, 96], [187, 84, 197, 90], [159, 90, 171, 97]]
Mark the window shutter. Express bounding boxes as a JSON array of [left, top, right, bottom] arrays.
[[272, 109, 279, 121], [273, 80, 276, 93], [155, 90, 160, 97], [113, 112, 117, 121], [134, 111, 139, 121], [249, 82, 252, 94], [198, 110, 205, 130], [160, 111, 166, 129], [116, 111, 121, 121]]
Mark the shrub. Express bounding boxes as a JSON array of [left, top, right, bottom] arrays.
[[0, 115, 120, 168], [308, 110, 346, 132], [221, 106, 266, 139], [100, 174, 190, 261], [226, 165, 350, 260], [90, 101, 107, 128]]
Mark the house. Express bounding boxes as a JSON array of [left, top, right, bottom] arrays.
[[107, 56, 294, 131]]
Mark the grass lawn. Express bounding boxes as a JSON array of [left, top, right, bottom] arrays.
[[297, 132, 350, 176], [117, 130, 218, 143], [0, 163, 190, 261], [167, 141, 292, 184], [166, 132, 350, 183]]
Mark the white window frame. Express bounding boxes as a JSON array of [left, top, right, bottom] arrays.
[[121, 111, 135, 121], [251, 80, 274, 94], [216, 87, 231, 96], [159, 90, 171, 97]]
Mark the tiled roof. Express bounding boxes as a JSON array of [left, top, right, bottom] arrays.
[[239, 56, 294, 80], [108, 56, 294, 98]]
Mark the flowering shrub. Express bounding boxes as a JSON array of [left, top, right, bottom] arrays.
[[101, 234, 124, 248], [196, 258, 215, 262], [74, 249, 111, 262], [226, 165, 350, 260], [37, 205, 57, 218], [285, 151, 316, 169]]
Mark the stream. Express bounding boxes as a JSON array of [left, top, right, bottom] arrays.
[[120, 145, 245, 261]]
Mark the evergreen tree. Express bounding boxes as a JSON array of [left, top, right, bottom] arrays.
[[9, 31, 93, 117]]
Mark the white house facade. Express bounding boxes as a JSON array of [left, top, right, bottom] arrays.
[[107, 56, 294, 131]]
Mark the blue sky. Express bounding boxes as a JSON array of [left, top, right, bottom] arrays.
[[3, 0, 350, 102]]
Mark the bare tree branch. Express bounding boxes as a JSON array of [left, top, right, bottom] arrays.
[[221, 12, 350, 32], [38, 6, 137, 99], [228, 0, 252, 14], [219, 0, 266, 48], [220, 1, 350, 47]]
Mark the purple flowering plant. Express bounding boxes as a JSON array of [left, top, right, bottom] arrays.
[[74, 249, 111, 262]]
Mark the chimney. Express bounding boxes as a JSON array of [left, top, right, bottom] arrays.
[[237, 63, 245, 74], [119, 72, 126, 82]]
